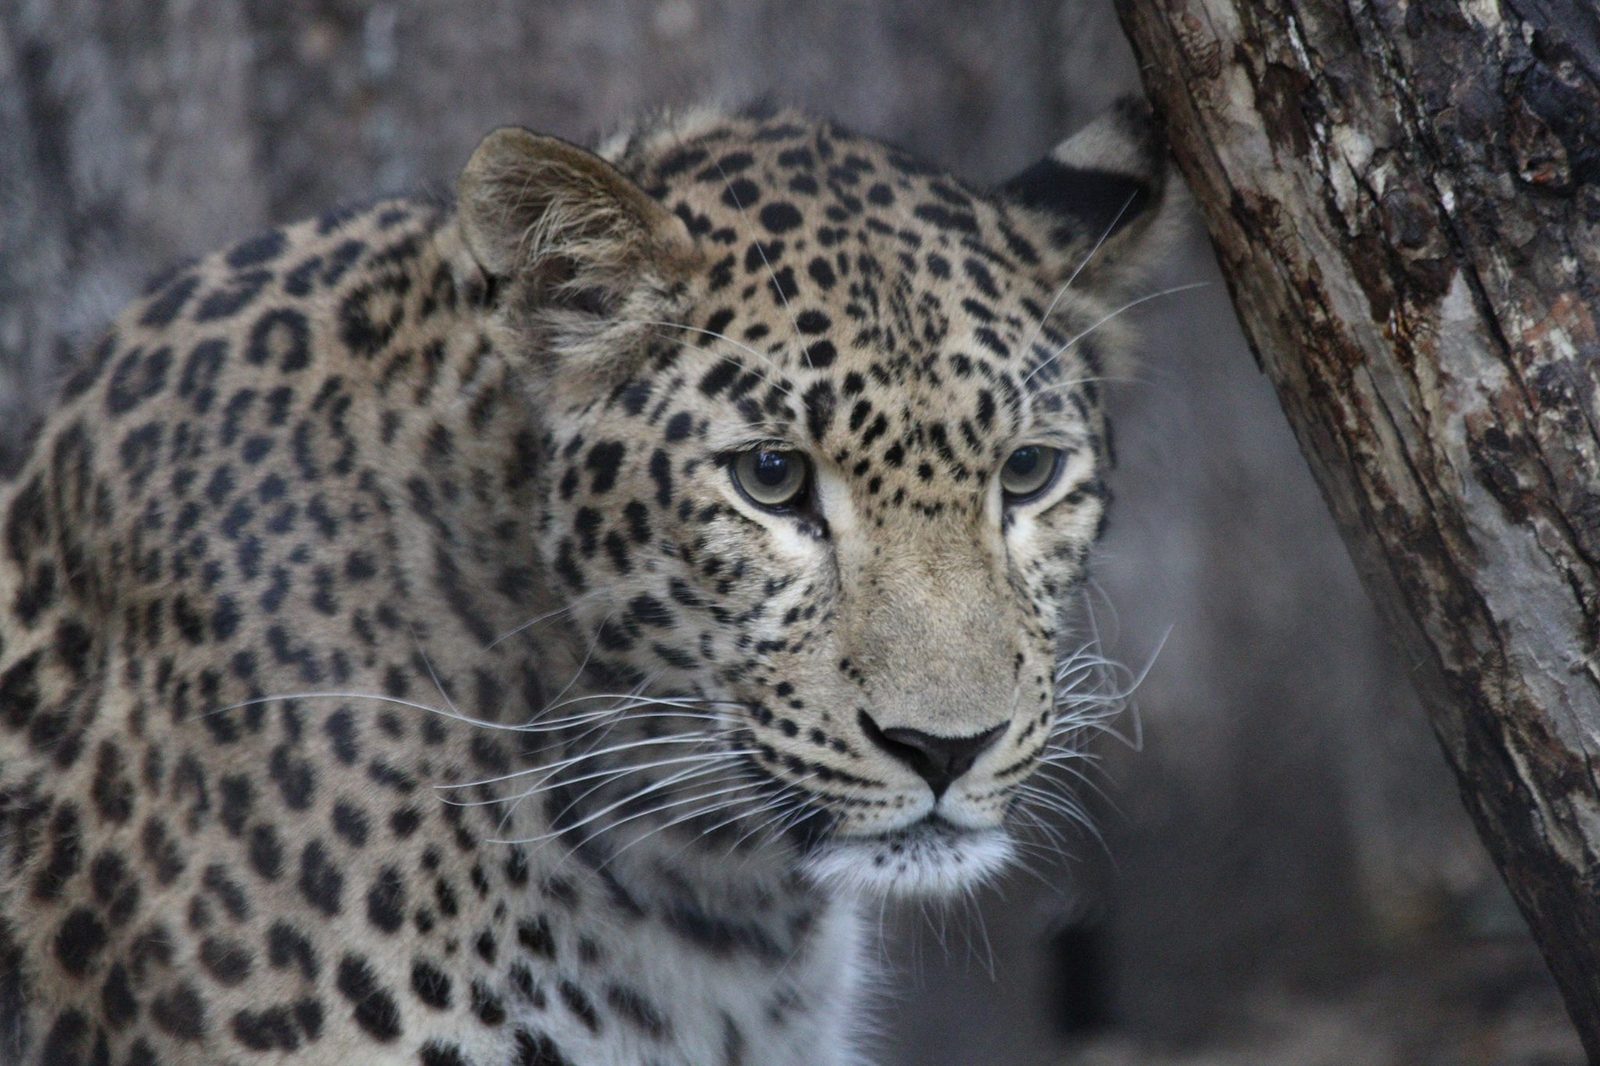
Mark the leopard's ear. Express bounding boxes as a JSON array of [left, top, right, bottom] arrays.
[[457, 127, 696, 311], [997, 97, 1174, 289]]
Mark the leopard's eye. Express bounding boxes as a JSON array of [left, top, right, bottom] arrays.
[[999, 445, 1063, 504], [731, 448, 811, 510]]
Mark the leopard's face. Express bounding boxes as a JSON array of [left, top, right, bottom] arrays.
[[462, 105, 1167, 896]]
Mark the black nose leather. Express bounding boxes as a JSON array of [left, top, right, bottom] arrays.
[[858, 711, 1007, 799]]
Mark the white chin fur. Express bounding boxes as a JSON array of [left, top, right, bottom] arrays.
[[802, 824, 1014, 898]]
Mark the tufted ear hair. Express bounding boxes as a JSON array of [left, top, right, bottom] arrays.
[[457, 127, 696, 312], [997, 96, 1172, 288]]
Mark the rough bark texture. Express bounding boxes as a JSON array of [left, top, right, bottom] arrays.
[[1118, 0, 1600, 1053]]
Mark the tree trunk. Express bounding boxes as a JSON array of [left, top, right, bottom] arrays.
[[1116, 0, 1600, 1054]]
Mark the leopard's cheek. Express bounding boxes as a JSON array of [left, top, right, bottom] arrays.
[[537, 438, 801, 685]]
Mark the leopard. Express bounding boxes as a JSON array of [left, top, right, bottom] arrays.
[[0, 98, 1171, 1065]]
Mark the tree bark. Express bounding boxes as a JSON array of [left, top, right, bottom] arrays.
[[1117, 0, 1600, 1053]]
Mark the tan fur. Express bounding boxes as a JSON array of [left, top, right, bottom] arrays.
[[0, 102, 1173, 1065]]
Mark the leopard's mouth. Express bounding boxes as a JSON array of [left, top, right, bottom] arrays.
[[799, 816, 1015, 898]]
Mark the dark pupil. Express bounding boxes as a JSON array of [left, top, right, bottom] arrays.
[[1007, 447, 1040, 478], [753, 451, 791, 487]]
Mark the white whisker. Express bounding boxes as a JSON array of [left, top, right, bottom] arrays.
[[1022, 281, 1208, 389], [438, 735, 737, 792], [591, 775, 777, 871], [1017, 189, 1140, 361], [486, 591, 599, 650], [441, 748, 753, 807], [486, 760, 731, 846]]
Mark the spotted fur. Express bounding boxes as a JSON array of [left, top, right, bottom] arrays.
[[0, 100, 1170, 1065]]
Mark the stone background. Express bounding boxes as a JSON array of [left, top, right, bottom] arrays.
[[0, 1, 1577, 1061]]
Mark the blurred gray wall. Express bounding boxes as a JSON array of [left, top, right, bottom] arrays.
[[0, 2, 1559, 1062]]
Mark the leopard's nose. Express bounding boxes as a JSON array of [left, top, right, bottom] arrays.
[[857, 711, 1006, 798]]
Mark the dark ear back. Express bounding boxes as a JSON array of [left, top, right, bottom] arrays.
[[997, 97, 1171, 284], [457, 127, 694, 306]]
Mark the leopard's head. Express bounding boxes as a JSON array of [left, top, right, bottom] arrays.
[[457, 103, 1171, 896]]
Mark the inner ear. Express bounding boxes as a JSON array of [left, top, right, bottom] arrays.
[[457, 126, 695, 308], [525, 255, 618, 317]]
